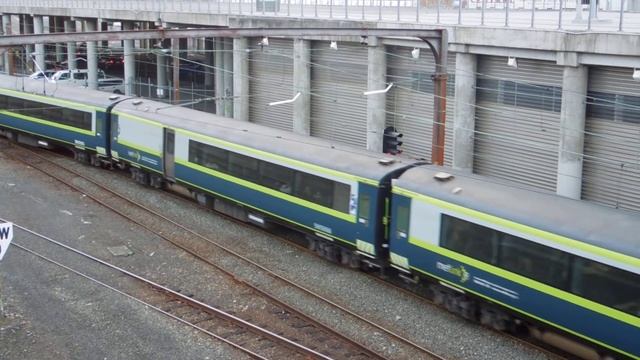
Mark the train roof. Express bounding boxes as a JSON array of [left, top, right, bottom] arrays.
[[0, 74, 116, 108], [396, 165, 640, 259], [113, 97, 415, 182]]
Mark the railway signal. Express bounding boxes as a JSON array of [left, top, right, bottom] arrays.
[[383, 126, 403, 155]]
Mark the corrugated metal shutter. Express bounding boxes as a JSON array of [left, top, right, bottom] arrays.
[[583, 66, 640, 211], [249, 38, 294, 131], [310, 41, 368, 147], [385, 46, 455, 165], [474, 56, 563, 191]]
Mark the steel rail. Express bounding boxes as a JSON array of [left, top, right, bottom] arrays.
[[3, 224, 323, 360], [5, 144, 400, 360]]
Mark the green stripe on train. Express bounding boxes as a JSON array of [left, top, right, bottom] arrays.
[[393, 186, 640, 269], [0, 110, 95, 136], [408, 237, 639, 328], [0, 88, 102, 111], [410, 263, 639, 360], [176, 158, 356, 223], [113, 112, 379, 186]]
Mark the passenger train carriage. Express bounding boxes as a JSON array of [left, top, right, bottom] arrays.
[[0, 74, 638, 360], [389, 166, 640, 359], [110, 97, 416, 265], [0, 77, 113, 163]]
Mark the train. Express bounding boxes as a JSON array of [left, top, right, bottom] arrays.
[[0, 74, 637, 360]]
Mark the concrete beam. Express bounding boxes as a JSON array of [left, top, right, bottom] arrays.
[[452, 52, 477, 173], [556, 65, 588, 200], [0, 28, 444, 47], [366, 36, 386, 153], [292, 38, 310, 136]]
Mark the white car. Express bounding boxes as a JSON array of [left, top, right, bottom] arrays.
[[28, 70, 57, 80], [50, 69, 125, 94]]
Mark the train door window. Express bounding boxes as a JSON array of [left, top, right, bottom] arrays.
[[294, 172, 333, 208], [499, 235, 570, 289], [332, 182, 350, 213], [396, 206, 410, 239], [258, 161, 295, 194], [228, 152, 259, 182], [571, 257, 640, 316], [358, 195, 371, 224], [440, 215, 498, 264]]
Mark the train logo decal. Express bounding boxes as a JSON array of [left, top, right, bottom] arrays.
[[436, 261, 470, 283], [127, 150, 142, 162]]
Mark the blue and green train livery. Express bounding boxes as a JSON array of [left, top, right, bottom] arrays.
[[0, 86, 111, 159], [110, 102, 416, 264], [389, 166, 640, 360], [2, 75, 639, 360]]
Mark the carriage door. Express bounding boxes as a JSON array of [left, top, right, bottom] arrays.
[[163, 128, 175, 182]]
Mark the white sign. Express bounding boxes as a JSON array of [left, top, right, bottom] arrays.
[[0, 222, 14, 261]]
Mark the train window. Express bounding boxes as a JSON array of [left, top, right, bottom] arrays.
[[358, 195, 370, 221], [571, 257, 640, 316], [189, 140, 229, 171], [0, 95, 7, 108], [1, 95, 91, 131], [258, 161, 295, 194], [396, 206, 410, 232], [228, 153, 259, 182], [440, 215, 498, 264], [332, 182, 350, 213], [499, 234, 570, 289], [294, 172, 333, 208]]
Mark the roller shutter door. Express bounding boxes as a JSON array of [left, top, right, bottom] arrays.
[[310, 41, 368, 148], [249, 38, 294, 131], [583, 66, 640, 211], [386, 46, 455, 165], [475, 56, 563, 191]]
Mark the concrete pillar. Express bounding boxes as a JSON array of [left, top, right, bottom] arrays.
[[223, 39, 234, 118], [33, 16, 46, 73], [64, 19, 77, 71], [214, 38, 225, 115], [22, 15, 34, 73], [53, 17, 64, 63], [85, 18, 98, 90], [204, 38, 214, 89], [452, 53, 478, 172], [172, 38, 181, 103], [156, 48, 168, 99], [556, 65, 588, 199], [122, 21, 135, 96], [100, 21, 109, 49], [2, 14, 13, 74], [293, 38, 311, 135], [233, 38, 249, 122], [366, 36, 387, 153]]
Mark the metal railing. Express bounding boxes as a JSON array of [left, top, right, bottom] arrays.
[[2, 0, 639, 32]]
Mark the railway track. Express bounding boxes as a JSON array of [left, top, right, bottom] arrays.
[[3, 143, 445, 360], [4, 221, 333, 360]]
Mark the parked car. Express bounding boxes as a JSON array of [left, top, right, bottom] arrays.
[[50, 69, 125, 94], [28, 70, 57, 80]]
